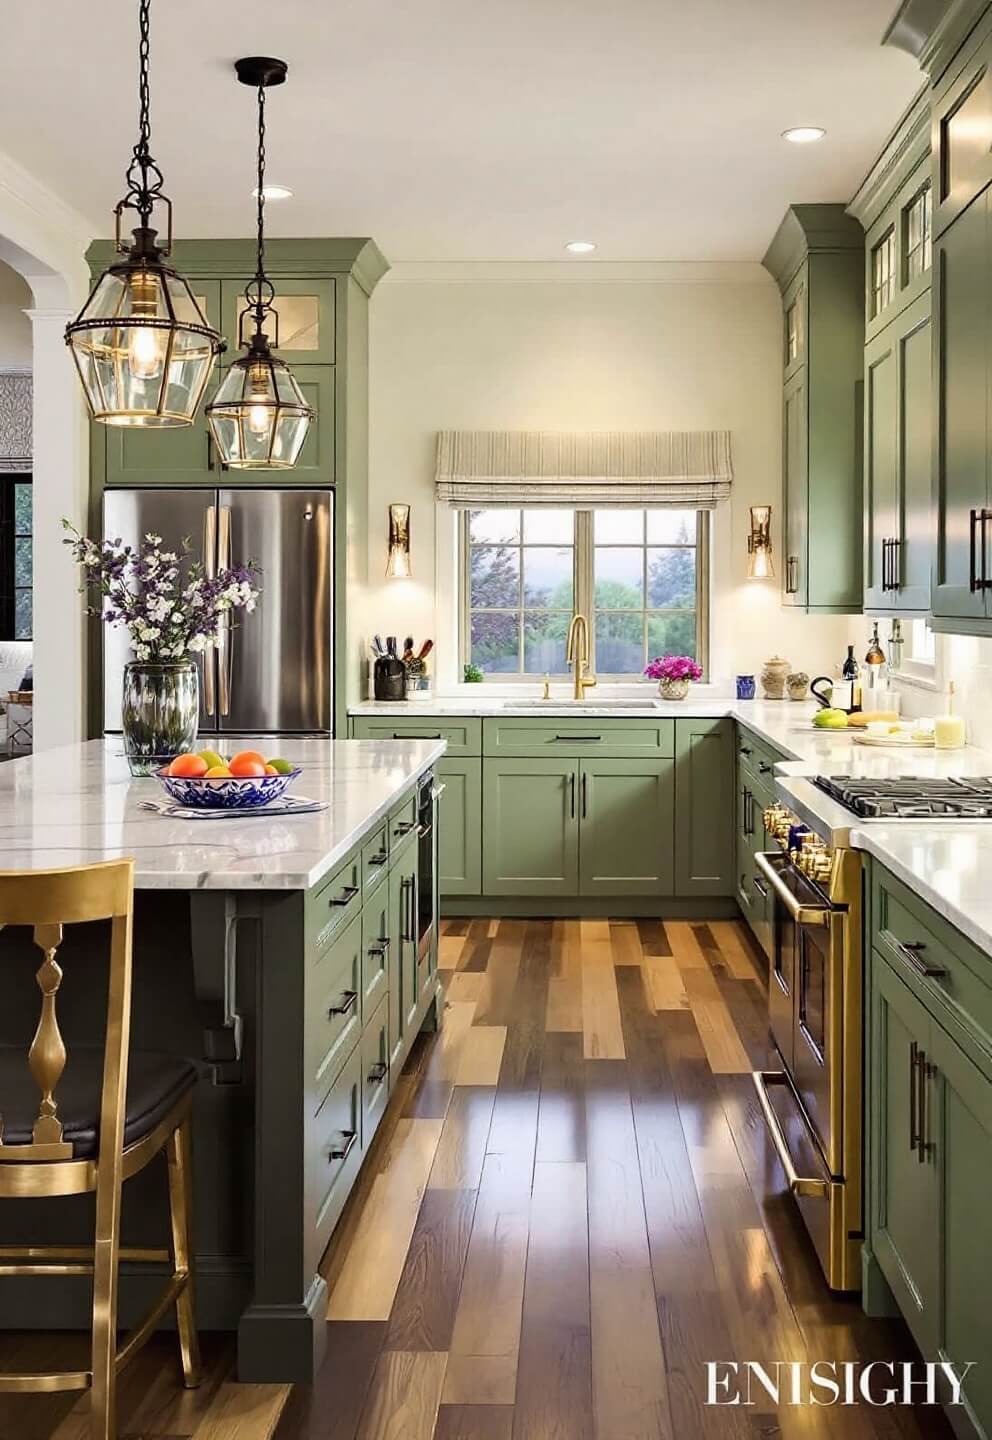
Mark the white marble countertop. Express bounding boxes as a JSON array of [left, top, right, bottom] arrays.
[[852, 824, 992, 960], [0, 736, 446, 891]]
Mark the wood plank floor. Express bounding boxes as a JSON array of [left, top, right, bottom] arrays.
[[0, 918, 953, 1439]]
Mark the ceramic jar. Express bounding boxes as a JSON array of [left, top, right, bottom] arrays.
[[787, 671, 810, 701], [760, 655, 791, 700]]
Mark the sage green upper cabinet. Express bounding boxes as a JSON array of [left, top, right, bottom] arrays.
[[931, 192, 991, 625], [674, 717, 734, 897], [482, 757, 578, 898], [864, 294, 932, 614], [931, 11, 992, 240], [763, 206, 865, 614], [221, 277, 336, 366], [578, 758, 674, 897], [869, 950, 939, 1358]]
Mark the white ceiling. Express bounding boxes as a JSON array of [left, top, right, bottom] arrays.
[[0, 0, 922, 264]]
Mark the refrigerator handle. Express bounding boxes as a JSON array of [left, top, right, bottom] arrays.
[[218, 505, 233, 717], [203, 505, 217, 716]]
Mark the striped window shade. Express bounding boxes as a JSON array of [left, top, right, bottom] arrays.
[[435, 430, 733, 509]]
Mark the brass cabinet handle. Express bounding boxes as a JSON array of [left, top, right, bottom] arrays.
[[786, 556, 799, 594], [330, 885, 359, 908], [367, 1061, 388, 1085], [327, 990, 358, 1018], [892, 937, 947, 980], [328, 1129, 358, 1163]]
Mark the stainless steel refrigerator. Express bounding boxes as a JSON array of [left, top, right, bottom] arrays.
[[103, 487, 333, 735]]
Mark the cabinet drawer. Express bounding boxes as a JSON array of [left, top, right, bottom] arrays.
[[312, 1042, 363, 1258], [933, 19, 992, 237], [353, 716, 480, 755], [736, 726, 786, 778], [361, 890, 390, 1019], [388, 786, 420, 848], [307, 911, 363, 1108], [360, 995, 390, 1148], [362, 820, 390, 897], [872, 865, 992, 1055], [308, 849, 362, 954], [483, 716, 674, 758]]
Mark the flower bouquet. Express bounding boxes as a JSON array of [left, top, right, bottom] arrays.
[[64, 521, 261, 773], [644, 653, 703, 701]]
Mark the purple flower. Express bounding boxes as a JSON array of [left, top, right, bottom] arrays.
[[644, 654, 703, 683]]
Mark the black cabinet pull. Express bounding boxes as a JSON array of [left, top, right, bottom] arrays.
[[893, 938, 947, 980], [982, 510, 992, 591], [328, 1129, 358, 1163], [555, 734, 603, 742], [327, 990, 358, 1018], [393, 820, 417, 837], [368, 938, 390, 957], [739, 745, 752, 757], [330, 885, 359, 907], [909, 1041, 920, 1153], [758, 761, 773, 775], [569, 772, 576, 819], [394, 732, 442, 739], [581, 772, 588, 819], [971, 509, 980, 592], [367, 1061, 388, 1085], [367, 851, 388, 867]]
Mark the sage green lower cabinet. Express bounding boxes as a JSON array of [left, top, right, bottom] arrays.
[[577, 758, 674, 897], [868, 951, 939, 1356], [437, 757, 482, 896], [482, 757, 578, 897], [674, 717, 734, 897]]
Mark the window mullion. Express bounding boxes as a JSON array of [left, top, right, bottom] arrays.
[[575, 511, 593, 657]]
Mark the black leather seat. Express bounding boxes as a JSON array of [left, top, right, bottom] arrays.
[[0, 1047, 198, 1159]]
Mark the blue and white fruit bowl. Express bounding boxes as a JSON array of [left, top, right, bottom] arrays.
[[156, 768, 301, 810]]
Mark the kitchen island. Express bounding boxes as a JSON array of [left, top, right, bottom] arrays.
[[0, 735, 446, 1382]]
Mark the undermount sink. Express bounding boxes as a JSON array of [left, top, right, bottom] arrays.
[[503, 697, 660, 710]]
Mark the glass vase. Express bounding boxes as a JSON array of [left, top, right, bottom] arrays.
[[122, 660, 199, 776], [658, 677, 690, 701]]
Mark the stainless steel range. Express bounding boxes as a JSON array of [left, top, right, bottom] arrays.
[[813, 774, 992, 819], [753, 800, 863, 1292]]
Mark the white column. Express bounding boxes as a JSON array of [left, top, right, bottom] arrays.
[[27, 305, 89, 752]]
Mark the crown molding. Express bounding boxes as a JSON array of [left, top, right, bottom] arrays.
[[847, 85, 931, 230], [380, 259, 774, 285], [761, 204, 864, 293]]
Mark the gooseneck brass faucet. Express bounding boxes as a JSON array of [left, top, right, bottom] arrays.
[[566, 613, 597, 700]]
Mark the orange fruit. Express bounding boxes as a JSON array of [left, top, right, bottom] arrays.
[[168, 753, 208, 778], [229, 757, 266, 778], [230, 749, 266, 770], [203, 764, 233, 778], [264, 763, 279, 775]]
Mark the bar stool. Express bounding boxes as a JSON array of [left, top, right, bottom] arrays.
[[0, 859, 201, 1439]]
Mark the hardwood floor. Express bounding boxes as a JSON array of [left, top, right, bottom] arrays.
[[0, 917, 952, 1439]]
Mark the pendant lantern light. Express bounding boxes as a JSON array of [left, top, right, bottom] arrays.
[[206, 58, 315, 470], [65, 0, 223, 426]]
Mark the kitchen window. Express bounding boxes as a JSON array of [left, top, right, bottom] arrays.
[[460, 506, 707, 677], [871, 229, 896, 317], [903, 183, 932, 282], [0, 474, 31, 641]]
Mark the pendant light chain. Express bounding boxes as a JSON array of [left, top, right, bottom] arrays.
[[123, 0, 164, 225], [248, 82, 274, 329]]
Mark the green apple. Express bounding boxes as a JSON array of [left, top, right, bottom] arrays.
[[813, 708, 848, 729], [197, 748, 226, 770], [266, 756, 294, 774]]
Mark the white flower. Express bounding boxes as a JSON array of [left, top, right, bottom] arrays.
[[144, 532, 162, 545]]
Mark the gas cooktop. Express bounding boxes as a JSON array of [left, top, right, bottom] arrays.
[[813, 775, 992, 819]]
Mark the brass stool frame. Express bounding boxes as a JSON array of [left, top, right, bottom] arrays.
[[0, 859, 201, 1439]]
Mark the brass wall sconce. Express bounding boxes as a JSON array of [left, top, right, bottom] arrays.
[[747, 505, 774, 579], [386, 504, 411, 578]]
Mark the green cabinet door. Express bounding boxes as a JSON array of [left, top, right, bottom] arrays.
[[930, 1023, 992, 1430], [577, 758, 674, 897], [869, 953, 939, 1357], [782, 367, 809, 606], [482, 757, 578, 897], [674, 718, 734, 897], [896, 296, 932, 613], [735, 762, 756, 921], [864, 325, 898, 611], [388, 838, 418, 1065], [437, 757, 482, 896], [932, 194, 990, 623]]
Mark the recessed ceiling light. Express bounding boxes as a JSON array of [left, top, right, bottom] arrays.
[[781, 127, 826, 144], [564, 240, 597, 254], [252, 184, 294, 201]]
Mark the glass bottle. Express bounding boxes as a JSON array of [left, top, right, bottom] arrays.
[[842, 644, 862, 713]]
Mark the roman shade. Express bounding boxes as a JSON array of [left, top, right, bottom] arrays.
[[435, 429, 733, 509], [0, 372, 32, 472]]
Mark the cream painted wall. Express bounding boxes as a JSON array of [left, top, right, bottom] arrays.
[[364, 272, 856, 694], [0, 258, 32, 367]]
